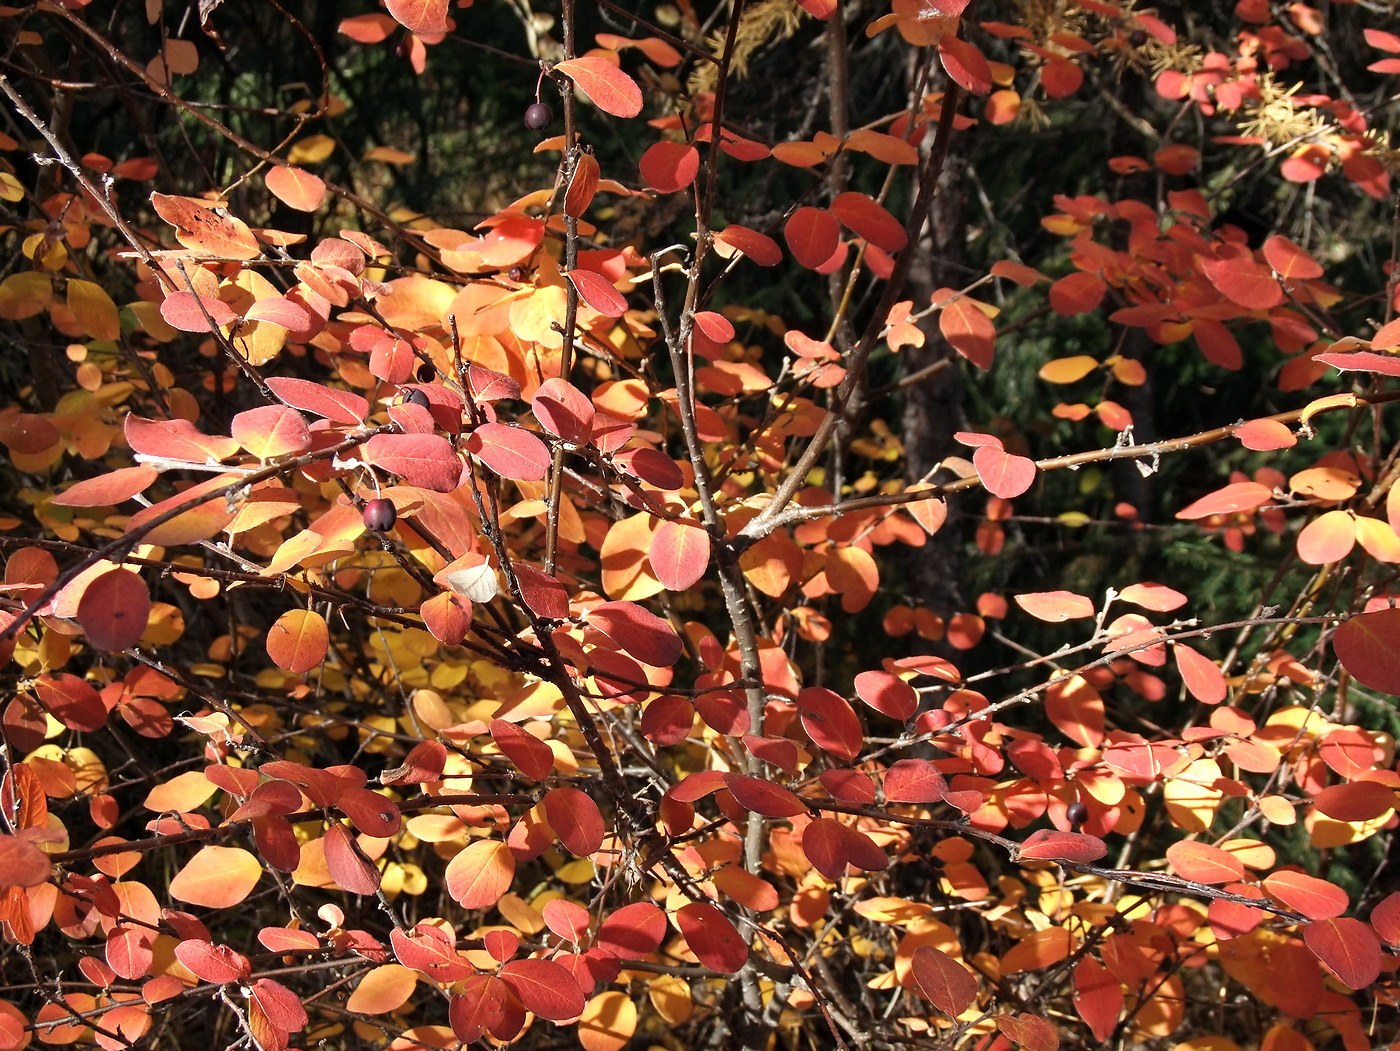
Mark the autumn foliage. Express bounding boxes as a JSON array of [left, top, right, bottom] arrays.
[[2, 0, 1400, 1049]]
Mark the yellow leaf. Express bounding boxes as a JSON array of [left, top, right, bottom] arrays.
[[66, 280, 120, 341], [288, 134, 336, 165], [1163, 757, 1224, 834], [1038, 355, 1098, 384], [0, 171, 23, 202], [0, 272, 52, 320]]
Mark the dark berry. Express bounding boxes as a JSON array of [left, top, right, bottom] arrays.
[[524, 102, 553, 130], [1066, 801, 1089, 827], [507, 265, 528, 284], [363, 498, 397, 532], [403, 388, 431, 409], [417, 363, 436, 383], [1128, 29, 1147, 47]]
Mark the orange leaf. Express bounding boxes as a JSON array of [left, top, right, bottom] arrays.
[[1000, 927, 1074, 973], [555, 57, 643, 118], [1166, 840, 1244, 883], [938, 293, 997, 369], [578, 990, 638, 1051], [265, 166, 327, 211], [1014, 591, 1094, 622], [1296, 509, 1355, 565], [169, 846, 261, 907], [445, 839, 515, 910], [267, 609, 329, 674], [346, 964, 418, 1015], [1174, 644, 1227, 704], [828, 191, 907, 252]]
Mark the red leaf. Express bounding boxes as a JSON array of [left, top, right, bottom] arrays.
[[1015, 829, 1107, 863], [722, 774, 806, 817], [466, 423, 550, 481], [1192, 319, 1243, 370], [364, 433, 462, 492], [491, 719, 554, 780], [159, 291, 237, 332], [1304, 917, 1382, 990], [1014, 591, 1094, 623], [51, 466, 159, 507], [380, 740, 448, 785], [973, 444, 1035, 498], [1174, 644, 1227, 704], [0, 830, 55, 887], [555, 57, 643, 118], [568, 269, 627, 318], [1049, 272, 1107, 316], [1333, 608, 1400, 695], [513, 564, 571, 620], [543, 786, 605, 856], [499, 958, 586, 1021], [532, 378, 596, 444], [265, 377, 368, 426], [796, 687, 864, 761], [910, 945, 977, 1016], [76, 568, 150, 653], [174, 940, 250, 984], [1312, 781, 1396, 822], [939, 35, 993, 95], [883, 759, 947, 803], [586, 601, 683, 667], [564, 153, 599, 217], [996, 1012, 1059, 1051], [1317, 349, 1400, 377], [596, 902, 667, 959], [785, 207, 841, 270], [617, 447, 684, 489], [675, 902, 748, 973], [714, 224, 783, 266], [34, 673, 108, 733], [1370, 891, 1400, 944], [640, 140, 700, 194], [828, 192, 907, 253], [231, 406, 312, 460], [1203, 244, 1284, 309], [853, 670, 917, 719], [1072, 958, 1121, 1041], [450, 975, 510, 1043], [249, 978, 308, 1034], [1263, 869, 1349, 920], [323, 823, 381, 894], [649, 518, 710, 590], [1263, 234, 1323, 280], [386, 0, 447, 34]]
